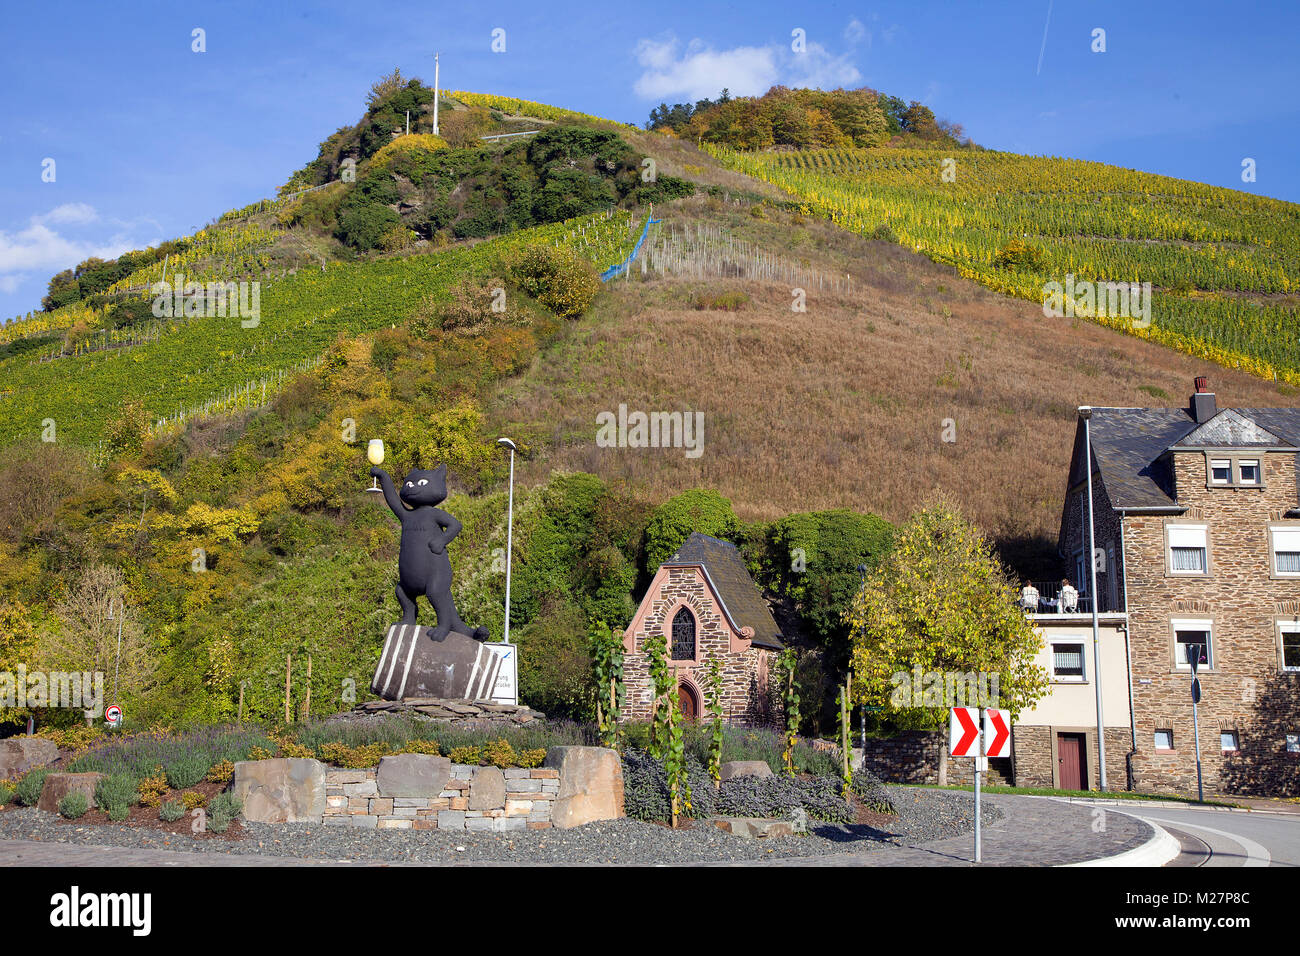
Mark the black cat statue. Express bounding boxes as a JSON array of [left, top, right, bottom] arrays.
[[368, 464, 498, 701]]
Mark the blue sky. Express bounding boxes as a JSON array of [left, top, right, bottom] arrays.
[[2, 0, 1296, 321]]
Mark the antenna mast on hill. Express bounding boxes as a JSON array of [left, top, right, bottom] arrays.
[[432, 53, 440, 135]]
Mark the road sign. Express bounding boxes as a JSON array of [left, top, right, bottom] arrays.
[[983, 708, 1012, 757], [1191, 677, 1202, 704], [949, 707, 979, 756], [104, 704, 122, 727], [484, 642, 518, 706]]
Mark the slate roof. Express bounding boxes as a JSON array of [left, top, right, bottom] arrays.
[[663, 533, 785, 650], [1076, 405, 1300, 510]]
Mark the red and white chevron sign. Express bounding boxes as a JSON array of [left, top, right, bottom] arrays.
[[949, 707, 980, 756], [983, 708, 1012, 758]]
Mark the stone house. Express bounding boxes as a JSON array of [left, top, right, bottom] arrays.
[[619, 533, 784, 723], [1016, 378, 1300, 796]]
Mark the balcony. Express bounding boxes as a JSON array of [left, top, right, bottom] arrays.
[[1020, 580, 1124, 616]]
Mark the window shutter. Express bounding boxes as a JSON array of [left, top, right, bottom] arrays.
[[1168, 526, 1207, 548]]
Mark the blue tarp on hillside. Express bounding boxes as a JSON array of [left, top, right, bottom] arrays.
[[599, 216, 661, 282]]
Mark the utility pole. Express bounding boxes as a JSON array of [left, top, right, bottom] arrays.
[[1080, 406, 1108, 790], [432, 53, 440, 135], [497, 438, 517, 644]]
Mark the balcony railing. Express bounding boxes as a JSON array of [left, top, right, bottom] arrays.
[[1020, 581, 1123, 615]]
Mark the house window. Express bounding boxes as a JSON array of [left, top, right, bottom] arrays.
[[1167, 525, 1208, 574], [1173, 620, 1213, 670], [1288, 734, 1300, 754], [1209, 459, 1232, 484], [1280, 622, 1300, 672], [1051, 642, 1086, 681], [1220, 731, 1240, 752], [670, 607, 696, 660], [1272, 527, 1300, 576], [1239, 460, 1261, 485], [1154, 729, 1174, 750]]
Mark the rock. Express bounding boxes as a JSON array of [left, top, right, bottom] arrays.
[[37, 772, 103, 814], [711, 816, 794, 839], [0, 738, 60, 778], [469, 766, 506, 810], [232, 758, 327, 823], [371, 625, 503, 701], [376, 754, 452, 798], [718, 760, 774, 782], [544, 746, 624, 829]]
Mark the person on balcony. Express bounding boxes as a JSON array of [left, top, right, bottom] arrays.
[[1020, 583, 1040, 611], [1059, 578, 1079, 613]]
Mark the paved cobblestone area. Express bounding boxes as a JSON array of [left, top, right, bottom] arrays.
[[0, 794, 1151, 867]]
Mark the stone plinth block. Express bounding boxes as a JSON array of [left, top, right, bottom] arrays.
[[370, 625, 502, 701], [233, 758, 327, 823], [377, 754, 452, 798], [718, 760, 774, 782], [37, 772, 103, 814], [543, 746, 625, 829], [0, 738, 59, 778], [711, 817, 794, 838]]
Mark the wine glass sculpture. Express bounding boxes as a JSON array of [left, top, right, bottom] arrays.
[[366, 439, 384, 492]]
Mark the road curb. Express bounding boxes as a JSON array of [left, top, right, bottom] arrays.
[[1061, 813, 1180, 867]]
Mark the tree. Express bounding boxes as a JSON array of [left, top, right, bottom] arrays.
[[0, 601, 40, 729], [47, 564, 156, 706], [844, 504, 1048, 780], [642, 489, 738, 571]]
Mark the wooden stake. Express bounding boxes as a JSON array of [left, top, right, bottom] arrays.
[[237, 681, 245, 722], [285, 654, 292, 724], [303, 655, 312, 720]]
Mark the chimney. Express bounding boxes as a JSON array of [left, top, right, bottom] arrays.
[[1191, 377, 1216, 423]]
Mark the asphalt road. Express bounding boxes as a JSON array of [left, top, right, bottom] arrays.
[[1111, 804, 1300, 867]]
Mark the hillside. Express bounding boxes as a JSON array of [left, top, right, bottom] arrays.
[[2, 86, 1298, 733]]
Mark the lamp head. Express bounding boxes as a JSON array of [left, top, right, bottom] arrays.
[[1077, 406, 1093, 421], [496, 437, 517, 453]]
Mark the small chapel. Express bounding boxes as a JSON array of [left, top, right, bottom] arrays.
[[619, 532, 785, 723]]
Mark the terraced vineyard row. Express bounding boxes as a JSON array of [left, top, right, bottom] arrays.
[[0, 209, 639, 447], [709, 145, 1300, 382]]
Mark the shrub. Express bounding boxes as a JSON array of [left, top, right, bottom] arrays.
[[369, 328, 410, 371], [57, 792, 89, 819], [517, 748, 547, 769], [448, 746, 482, 765], [870, 223, 897, 243], [397, 739, 441, 755], [482, 739, 516, 768], [15, 769, 48, 807], [0, 782, 14, 805], [159, 799, 186, 822], [643, 489, 738, 571], [206, 792, 243, 833], [138, 769, 170, 808], [180, 791, 207, 811], [205, 760, 234, 784], [247, 746, 273, 761], [95, 773, 140, 822], [993, 239, 1046, 272], [164, 752, 211, 790], [694, 290, 748, 311], [508, 245, 600, 318], [318, 741, 393, 768]]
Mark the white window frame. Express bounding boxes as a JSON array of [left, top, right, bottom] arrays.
[[1172, 618, 1213, 671], [1270, 525, 1300, 578], [1166, 524, 1209, 576], [1220, 731, 1240, 752], [1154, 729, 1174, 751], [1238, 459, 1261, 485], [1279, 620, 1300, 673], [1209, 459, 1232, 485], [1050, 641, 1087, 683]]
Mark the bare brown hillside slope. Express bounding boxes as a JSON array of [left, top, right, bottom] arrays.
[[488, 193, 1294, 573]]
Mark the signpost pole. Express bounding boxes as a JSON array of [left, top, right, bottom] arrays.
[[974, 710, 982, 864]]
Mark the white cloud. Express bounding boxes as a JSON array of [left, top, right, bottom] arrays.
[[0, 205, 151, 297], [845, 18, 868, 45], [633, 34, 863, 102]]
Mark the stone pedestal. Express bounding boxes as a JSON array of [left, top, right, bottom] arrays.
[[371, 625, 502, 701]]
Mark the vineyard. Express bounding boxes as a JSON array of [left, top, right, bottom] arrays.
[[0, 209, 640, 447], [708, 145, 1300, 382]]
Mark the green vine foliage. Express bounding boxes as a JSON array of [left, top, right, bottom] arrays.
[[777, 648, 801, 777], [588, 620, 625, 749], [644, 628, 671, 761], [706, 657, 724, 788], [837, 683, 852, 790]]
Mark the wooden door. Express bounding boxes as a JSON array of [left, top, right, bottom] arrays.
[[678, 683, 698, 719], [1057, 733, 1086, 790]]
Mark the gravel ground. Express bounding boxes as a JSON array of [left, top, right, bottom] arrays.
[[0, 786, 1002, 865]]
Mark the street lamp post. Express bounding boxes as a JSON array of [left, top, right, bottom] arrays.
[[1079, 406, 1108, 790], [107, 599, 124, 706], [497, 438, 517, 645]]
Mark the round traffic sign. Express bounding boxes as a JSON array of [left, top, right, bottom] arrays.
[[105, 704, 122, 726]]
